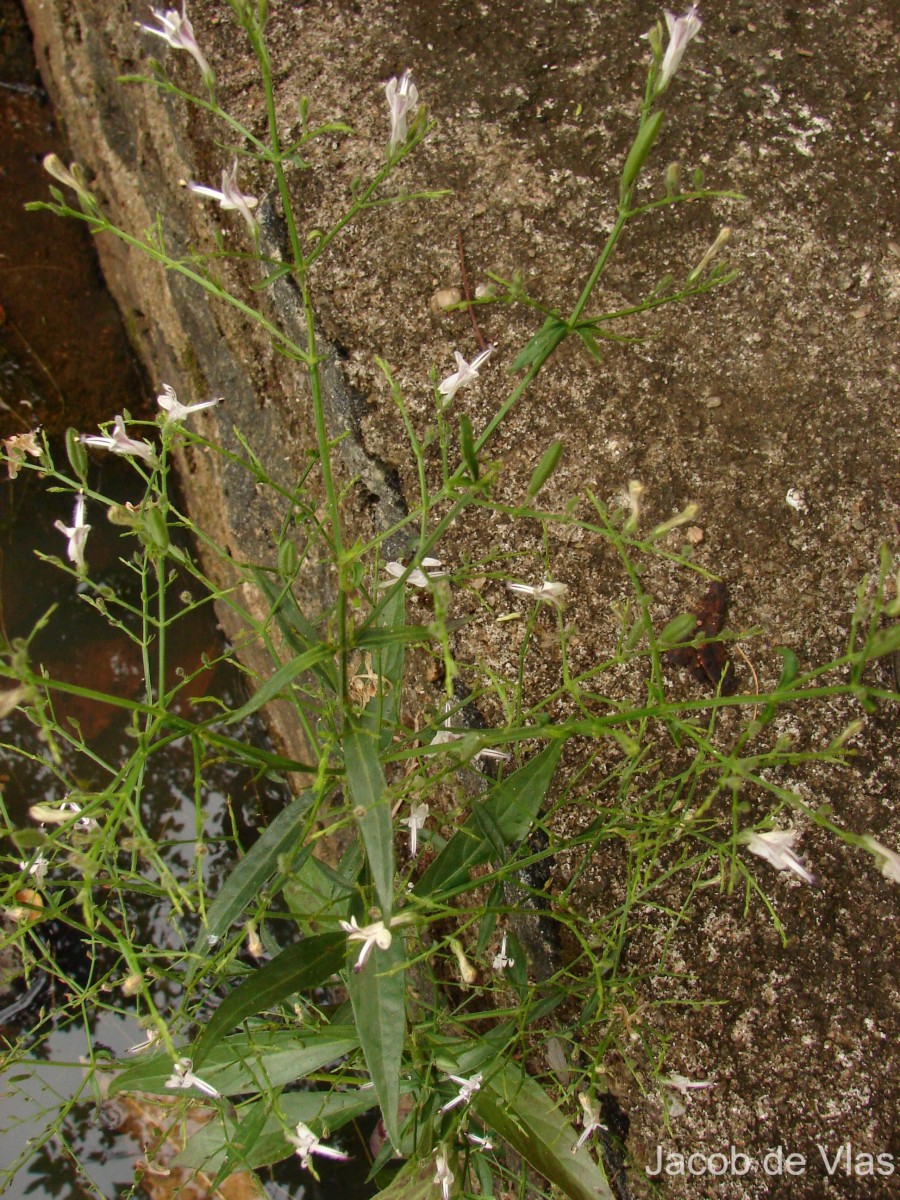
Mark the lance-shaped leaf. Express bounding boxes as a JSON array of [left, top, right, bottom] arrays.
[[413, 740, 564, 899], [344, 720, 394, 918], [473, 1061, 614, 1200], [348, 927, 406, 1152], [111, 1027, 360, 1098], [175, 1088, 378, 1172], [189, 933, 346, 1068], [185, 789, 314, 986]]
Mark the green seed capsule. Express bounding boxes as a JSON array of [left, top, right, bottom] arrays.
[[527, 440, 563, 499], [65, 427, 88, 481], [143, 506, 170, 552], [278, 539, 298, 579], [659, 611, 699, 648], [459, 415, 479, 481]]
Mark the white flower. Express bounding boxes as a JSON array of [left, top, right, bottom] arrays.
[[439, 1072, 482, 1114], [438, 346, 494, 403], [137, 5, 214, 86], [53, 493, 91, 574], [379, 558, 447, 590], [431, 701, 511, 765], [3, 430, 42, 480], [466, 1132, 494, 1150], [663, 1073, 714, 1094], [128, 1028, 163, 1054], [156, 383, 220, 423], [164, 1056, 219, 1097], [573, 1092, 606, 1152], [506, 579, 569, 607], [434, 1149, 454, 1200], [81, 416, 156, 464], [742, 827, 814, 884], [861, 835, 900, 883], [339, 916, 393, 972], [187, 160, 259, 232], [287, 1120, 350, 1172], [385, 71, 419, 153], [657, 6, 703, 92], [492, 933, 514, 971], [400, 802, 429, 856], [20, 854, 50, 888]]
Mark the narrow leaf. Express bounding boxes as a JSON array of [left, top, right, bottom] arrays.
[[474, 1062, 614, 1200], [348, 931, 406, 1151], [110, 1028, 359, 1098], [175, 1088, 377, 1172], [413, 741, 564, 899], [224, 643, 334, 725], [186, 790, 314, 984], [511, 316, 568, 372], [344, 720, 394, 918], [190, 933, 346, 1067]]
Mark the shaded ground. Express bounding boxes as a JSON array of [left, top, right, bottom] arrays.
[[17, 1, 900, 1198]]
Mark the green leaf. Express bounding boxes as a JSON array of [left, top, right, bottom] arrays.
[[413, 741, 564, 899], [224, 643, 335, 725], [473, 1062, 614, 1200], [175, 1088, 377, 1172], [368, 1160, 437, 1200], [110, 1027, 359, 1098], [348, 928, 406, 1151], [775, 646, 800, 689], [185, 790, 314, 984], [511, 315, 568, 372], [360, 582, 406, 752], [344, 720, 394, 918], [189, 933, 346, 1068]]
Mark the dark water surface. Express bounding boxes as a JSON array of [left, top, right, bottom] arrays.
[[0, 8, 380, 1199]]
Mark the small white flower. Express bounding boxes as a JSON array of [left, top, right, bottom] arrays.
[[506, 579, 569, 607], [379, 558, 447, 590], [385, 71, 419, 153], [439, 1072, 482, 1114], [187, 160, 259, 232], [492, 933, 514, 971], [434, 1149, 454, 1200], [128, 1028, 163, 1054], [339, 916, 392, 971], [438, 346, 494, 403], [662, 1072, 714, 1094], [657, 5, 703, 92], [287, 1120, 350, 1172], [573, 1092, 606, 1152], [156, 383, 220, 424], [137, 4, 214, 86], [742, 827, 814, 884], [164, 1056, 219, 1097], [81, 416, 156, 463], [861, 835, 900, 883], [53, 492, 91, 574], [3, 430, 42, 480], [466, 1132, 494, 1150], [20, 854, 50, 888], [400, 802, 429, 856]]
